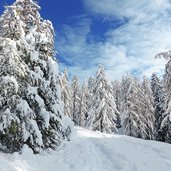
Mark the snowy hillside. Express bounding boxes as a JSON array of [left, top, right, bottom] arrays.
[[1, 127, 171, 171]]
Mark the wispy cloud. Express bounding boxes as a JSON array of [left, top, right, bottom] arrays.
[[83, 0, 171, 19], [56, 0, 171, 81]]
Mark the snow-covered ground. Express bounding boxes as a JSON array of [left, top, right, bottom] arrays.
[[1, 127, 171, 171]]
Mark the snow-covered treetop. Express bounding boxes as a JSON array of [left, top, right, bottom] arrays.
[[155, 50, 171, 60], [16, 0, 30, 2], [96, 65, 105, 78], [95, 65, 108, 88]]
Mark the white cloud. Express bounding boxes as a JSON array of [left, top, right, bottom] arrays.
[[57, 0, 171, 82], [83, 0, 171, 19]]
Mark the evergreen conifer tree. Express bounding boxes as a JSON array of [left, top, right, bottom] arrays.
[[120, 75, 154, 139], [112, 80, 120, 112], [142, 76, 155, 140], [160, 54, 171, 143], [71, 76, 81, 125], [0, 0, 70, 153], [86, 65, 120, 133], [86, 77, 95, 119], [60, 70, 72, 118], [120, 76, 142, 137], [151, 73, 166, 141], [78, 82, 89, 127]]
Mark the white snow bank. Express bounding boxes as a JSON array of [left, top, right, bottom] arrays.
[[0, 127, 171, 171]]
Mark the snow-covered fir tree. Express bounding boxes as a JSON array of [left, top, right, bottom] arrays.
[[112, 80, 121, 127], [87, 77, 95, 93], [142, 76, 155, 140], [120, 76, 145, 138], [119, 76, 127, 114], [86, 77, 95, 119], [78, 82, 89, 127], [120, 76, 143, 137], [151, 73, 166, 141], [159, 52, 171, 143], [60, 70, 72, 118], [112, 80, 121, 112], [71, 76, 81, 125], [120, 75, 154, 139], [0, 0, 70, 153], [86, 65, 120, 133]]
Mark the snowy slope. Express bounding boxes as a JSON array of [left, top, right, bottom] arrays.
[[0, 127, 171, 171]]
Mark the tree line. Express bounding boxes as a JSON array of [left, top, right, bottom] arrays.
[[60, 63, 171, 143]]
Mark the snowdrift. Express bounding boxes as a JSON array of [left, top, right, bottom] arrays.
[[0, 127, 171, 171]]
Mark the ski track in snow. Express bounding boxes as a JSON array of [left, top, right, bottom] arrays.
[[0, 127, 171, 171]]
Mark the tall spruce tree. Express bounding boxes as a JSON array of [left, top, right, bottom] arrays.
[[142, 76, 155, 140], [71, 76, 81, 125], [86, 77, 95, 119], [112, 80, 121, 128], [120, 75, 154, 139], [159, 52, 171, 143], [78, 82, 89, 127], [112, 80, 121, 112], [0, 0, 70, 153], [120, 76, 143, 137], [86, 65, 120, 133], [151, 73, 166, 141], [88, 77, 95, 93], [60, 70, 72, 118]]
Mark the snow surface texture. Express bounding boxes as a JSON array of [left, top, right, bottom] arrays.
[[0, 127, 171, 171]]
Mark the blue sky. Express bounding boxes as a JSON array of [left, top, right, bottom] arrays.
[[1, 0, 171, 81]]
